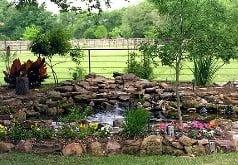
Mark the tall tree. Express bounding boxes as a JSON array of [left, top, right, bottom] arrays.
[[0, 4, 56, 39], [0, 0, 16, 39], [11, 0, 112, 12], [121, 2, 161, 38], [148, 0, 238, 124]]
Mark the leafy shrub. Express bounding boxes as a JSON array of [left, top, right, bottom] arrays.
[[126, 51, 154, 80], [192, 56, 219, 86], [71, 67, 86, 80], [59, 106, 91, 122], [3, 57, 48, 88], [9, 123, 32, 141], [9, 123, 54, 141], [57, 124, 79, 139], [57, 123, 99, 139], [30, 124, 54, 140], [69, 48, 85, 80], [123, 108, 150, 137]]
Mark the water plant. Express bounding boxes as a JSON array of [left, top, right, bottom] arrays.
[[59, 106, 91, 122], [123, 108, 150, 137]]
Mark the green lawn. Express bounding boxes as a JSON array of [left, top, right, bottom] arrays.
[[1, 152, 238, 165], [1, 50, 238, 85]]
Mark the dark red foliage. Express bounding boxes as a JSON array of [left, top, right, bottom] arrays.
[[3, 57, 48, 88]]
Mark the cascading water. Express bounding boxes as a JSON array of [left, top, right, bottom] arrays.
[[87, 102, 124, 126]]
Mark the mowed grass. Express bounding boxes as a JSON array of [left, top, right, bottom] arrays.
[[0, 49, 238, 84], [1, 152, 238, 165]]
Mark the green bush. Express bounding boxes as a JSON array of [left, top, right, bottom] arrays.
[[192, 55, 219, 86], [30, 125, 54, 140], [71, 67, 86, 80], [59, 106, 91, 122], [57, 124, 79, 139], [126, 52, 154, 80], [57, 123, 100, 139], [123, 108, 150, 137], [69, 48, 85, 80], [9, 123, 54, 141], [9, 123, 32, 141]]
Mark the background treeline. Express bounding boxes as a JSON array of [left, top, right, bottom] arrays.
[[0, 0, 160, 40]]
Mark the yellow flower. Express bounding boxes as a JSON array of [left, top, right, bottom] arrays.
[[89, 122, 98, 130], [79, 123, 86, 129]]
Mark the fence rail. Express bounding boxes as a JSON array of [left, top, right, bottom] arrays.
[[0, 38, 153, 52], [0, 46, 238, 84]]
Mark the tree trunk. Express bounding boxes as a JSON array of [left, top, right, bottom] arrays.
[[175, 58, 182, 126], [15, 77, 29, 95], [48, 57, 58, 85]]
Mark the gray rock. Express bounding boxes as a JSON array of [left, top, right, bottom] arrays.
[[55, 86, 74, 93]]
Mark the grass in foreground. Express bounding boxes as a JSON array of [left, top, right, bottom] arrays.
[[1, 152, 238, 165]]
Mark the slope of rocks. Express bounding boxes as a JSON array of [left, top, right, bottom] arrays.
[[0, 73, 238, 121]]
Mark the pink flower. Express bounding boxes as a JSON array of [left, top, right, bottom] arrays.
[[192, 121, 206, 129], [159, 123, 167, 130]]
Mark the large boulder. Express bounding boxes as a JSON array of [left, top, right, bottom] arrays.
[[0, 142, 14, 153], [55, 86, 74, 93], [179, 135, 197, 146], [106, 141, 121, 155], [33, 142, 62, 154], [162, 145, 185, 156], [184, 145, 206, 156], [62, 143, 84, 156], [89, 141, 105, 156], [16, 140, 32, 152], [122, 139, 142, 155], [140, 135, 163, 155], [47, 91, 62, 101]]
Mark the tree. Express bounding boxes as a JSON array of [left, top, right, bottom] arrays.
[[121, 2, 161, 38], [0, 0, 16, 39], [11, 0, 112, 12], [0, 4, 56, 39], [83, 27, 96, 39], [30, 27, 71, 84], [109, 27, 121, 38], [148, 0, 238, 125], [22, 25, 41, 40], [94, 25, 108, 38]]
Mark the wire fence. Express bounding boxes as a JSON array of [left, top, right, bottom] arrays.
[[0, 43, 238, 84]]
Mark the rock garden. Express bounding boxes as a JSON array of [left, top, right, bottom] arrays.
[[1, 72, 238, 157]]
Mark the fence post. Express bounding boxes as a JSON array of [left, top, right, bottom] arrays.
[[88, 49, 91, 74], [4, 40, 7, 50], [19, 41, 22, 54]]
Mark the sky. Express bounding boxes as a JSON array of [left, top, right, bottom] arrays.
[[38, 0, 143, 13]]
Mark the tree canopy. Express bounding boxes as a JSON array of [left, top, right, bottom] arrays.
[[146, 0, 238, 123]]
